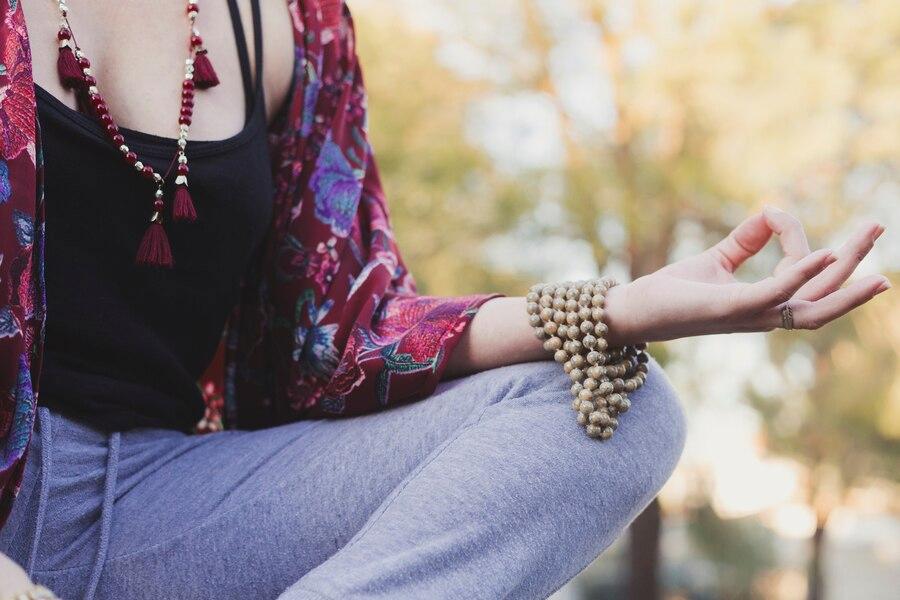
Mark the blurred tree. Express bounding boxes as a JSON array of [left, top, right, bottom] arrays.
[[687, 502, 776, 599], [355, 8, 536, 297], [750, 291, 900, 600], [355, 0, 900, 598]]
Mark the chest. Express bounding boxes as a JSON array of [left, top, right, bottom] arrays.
[[22, 0, 296, 141]]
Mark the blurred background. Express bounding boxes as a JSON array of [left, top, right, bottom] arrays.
[[349, 0, 899, 598]]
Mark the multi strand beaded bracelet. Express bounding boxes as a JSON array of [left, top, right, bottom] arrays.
[[526, 277, 650, 441]]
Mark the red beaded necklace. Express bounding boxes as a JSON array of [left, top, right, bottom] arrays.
[[55, 0, 220, 268]]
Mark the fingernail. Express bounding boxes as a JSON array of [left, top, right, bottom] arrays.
[[765, 205, 785, 214], [874, 224, 886, 240], [876, 278, 892, 293]]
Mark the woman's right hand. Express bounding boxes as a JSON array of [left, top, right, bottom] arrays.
[[604, 206, 890, 346]]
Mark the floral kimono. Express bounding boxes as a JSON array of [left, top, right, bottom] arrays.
[[0, 0, 499, 528]]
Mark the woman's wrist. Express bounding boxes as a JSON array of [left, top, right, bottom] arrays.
[[601, 282, 638, 347], [444, 287, 639, 380]]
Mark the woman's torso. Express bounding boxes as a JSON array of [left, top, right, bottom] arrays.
[[29, 0, 293, 431]]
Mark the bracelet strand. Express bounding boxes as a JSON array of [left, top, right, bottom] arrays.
[[526, 277, 650, 440]]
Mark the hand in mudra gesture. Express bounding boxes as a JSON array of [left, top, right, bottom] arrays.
[[605, 206, 890, 346]]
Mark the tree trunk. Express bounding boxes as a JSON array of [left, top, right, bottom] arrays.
[[627, 499, 662, 600], [807, 519, 826, 600]]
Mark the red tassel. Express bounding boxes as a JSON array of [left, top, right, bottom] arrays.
[[57, 46, 83, 89], [172, 185, 197, 222], [192, 50, 219, 89], [135, 220, 174, 268]]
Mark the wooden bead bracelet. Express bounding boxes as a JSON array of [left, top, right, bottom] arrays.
[[526, 277, 650, 440]]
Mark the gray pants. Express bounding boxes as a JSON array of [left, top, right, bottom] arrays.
[[0, 359, 685, 600]]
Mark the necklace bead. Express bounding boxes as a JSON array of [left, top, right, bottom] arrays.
[[53, 0, 216, 266]]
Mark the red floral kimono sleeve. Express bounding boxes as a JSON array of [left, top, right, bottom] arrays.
[[226, 1, 503, 427]]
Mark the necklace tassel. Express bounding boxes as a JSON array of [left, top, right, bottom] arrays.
[[173, 184, 198, 222], [192, 50, 219, 89], [57, 46, 83, 88], [136, 217, 174, 268]]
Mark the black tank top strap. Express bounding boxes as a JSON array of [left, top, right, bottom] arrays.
[[250, 0, 264, 92], [225, 0, 263, 122]]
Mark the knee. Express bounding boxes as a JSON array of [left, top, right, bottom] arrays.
[[615, 355, 686, 495], [523, 355, 685, 532], [472, 357, 685, 589]]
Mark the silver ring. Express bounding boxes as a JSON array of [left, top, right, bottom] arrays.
[[781, 305, 794, 330]]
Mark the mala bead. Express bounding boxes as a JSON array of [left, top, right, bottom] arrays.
[[543, 337, 562, 352], [526, 276, 651, 442], [55, 0, 214, 268], [587, 366, 604, 381]]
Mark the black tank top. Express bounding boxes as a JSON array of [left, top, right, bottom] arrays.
[[37, 0, 274, 432]]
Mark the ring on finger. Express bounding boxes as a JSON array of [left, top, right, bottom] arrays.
[[781, 305, 794, 330]]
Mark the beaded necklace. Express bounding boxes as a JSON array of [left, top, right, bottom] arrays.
[[54, 0, 220, 268]]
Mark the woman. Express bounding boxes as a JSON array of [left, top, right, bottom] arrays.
[[0, 1, 889, 598]]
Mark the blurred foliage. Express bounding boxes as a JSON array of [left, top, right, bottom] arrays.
[[357, 16, 537, 297], [353, 0, 899, 597], [686, 502, 777, 598]]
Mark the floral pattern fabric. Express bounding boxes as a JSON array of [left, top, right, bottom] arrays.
[[0, 0, 500, 526]]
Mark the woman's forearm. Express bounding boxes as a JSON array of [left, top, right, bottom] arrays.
[[443, 287, 635, 380], [443, 297, 547, 379]]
